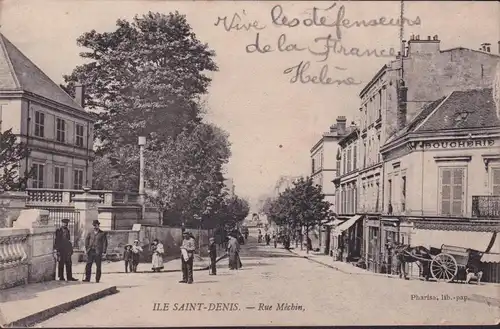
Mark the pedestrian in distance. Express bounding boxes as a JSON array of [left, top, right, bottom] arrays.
[[227, 235, 241, 270], [123, 244, 133, 273], [84, 220, 108, 283], [54, 218, 78, 281], [208, 237, 217, 275], [151, 238, 164, 272], [131, 240, 143, 272], [273, 232, 277, 248], [265, 233, 271, 246], [179, 231, 196, 284]]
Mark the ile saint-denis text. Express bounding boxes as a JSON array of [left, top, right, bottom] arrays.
[[152, 302, 305, 312]]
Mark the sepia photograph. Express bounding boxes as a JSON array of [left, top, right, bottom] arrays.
[[0, 0, 499, 327]]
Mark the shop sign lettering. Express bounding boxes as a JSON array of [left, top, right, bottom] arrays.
[[408, 139, 495, 150]]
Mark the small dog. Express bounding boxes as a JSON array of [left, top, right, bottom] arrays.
[[465, 268, 483, 284]]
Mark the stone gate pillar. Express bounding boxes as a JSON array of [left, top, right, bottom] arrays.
[[0, 191, 28, 228], [72, 187, 102, 251]]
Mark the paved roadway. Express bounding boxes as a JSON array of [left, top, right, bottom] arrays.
[[38, 228, 499, 326]]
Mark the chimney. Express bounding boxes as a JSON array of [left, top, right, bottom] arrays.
[[498, 41, 500, 54], [74, 83, 85, 108], [397, 79, 408, 130], [336, 116, 347, 135], [480, 43, 491, 53], [329, 125, 337, 133]]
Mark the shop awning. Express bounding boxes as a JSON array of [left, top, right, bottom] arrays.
[[410, 229, 494, 252], [481, 234, 500, 263], [332, 215, 362, 235]]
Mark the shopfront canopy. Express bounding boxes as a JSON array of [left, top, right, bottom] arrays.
[[410, 229, 494, 252], [332, 215, 362, 236], [481, 234, 500, 263]]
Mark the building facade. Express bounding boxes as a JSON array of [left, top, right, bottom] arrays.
[[332, 35, 500, 273], [310, 116, 349, 211], [0, 34, 95, 190], [379, 88, 500, 281]]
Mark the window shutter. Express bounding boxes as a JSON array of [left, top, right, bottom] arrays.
[[492, 168, 500, 195], [440, 168, 452, 215], [451, 168, 464, 216]]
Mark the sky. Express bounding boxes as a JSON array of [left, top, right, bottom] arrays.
[[0, 0, 499, 208]]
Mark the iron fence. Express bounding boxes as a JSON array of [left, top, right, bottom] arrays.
[[30, 206, 81, 247]]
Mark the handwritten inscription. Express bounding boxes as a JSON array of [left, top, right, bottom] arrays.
[[214, 2, 422, 86], [271, 3, 421, 40], [284, 61, 362, 86], [214, 10, 266, 32]]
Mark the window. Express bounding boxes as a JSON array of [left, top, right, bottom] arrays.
[[56, 118, 66, 143], [440, 168, 465, 216], [492, 168, 500, 195], [401, 176, 406, 212], [76, 124, 84, 147], [378, 89, 382, 119], [353, 145, 357, 170], [34, 111, 45, 137], [311, 158, 315, 174], [363, 141, 367, 168], [343, 153, 346, 175], [73, 169, 84, 190], [347, 148, 352, 173], [387, 179, 392, 213], [31, 164, 44, 188], [54, 167, 65, 189]]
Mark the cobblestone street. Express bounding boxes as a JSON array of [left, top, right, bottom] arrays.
[[38, 232, 499, 327]]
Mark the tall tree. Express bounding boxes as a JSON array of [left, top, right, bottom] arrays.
[[62, 11, 218, 151], [143, 123, 231, 227], [0, 124, 32, 191]]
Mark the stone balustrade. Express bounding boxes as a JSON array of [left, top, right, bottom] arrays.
[[26, 189, 141, 207], [0, 229, 29, 270], [0, 209, 56, 290]]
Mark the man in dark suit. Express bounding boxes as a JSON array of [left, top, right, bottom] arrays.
[[84, 220, 108, 283], [54, 218, 78, 281]]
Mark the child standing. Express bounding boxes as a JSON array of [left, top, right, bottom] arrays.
[[208, 237, 217, 275], [123, 244, 133, 273], [131, 240, 143, 272]]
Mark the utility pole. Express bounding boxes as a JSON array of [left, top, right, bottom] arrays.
[[138, 136, 146, 221]]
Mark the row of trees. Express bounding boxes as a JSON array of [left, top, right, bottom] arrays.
[[59, 11, 249, 229], [261, 177, 334, 240]]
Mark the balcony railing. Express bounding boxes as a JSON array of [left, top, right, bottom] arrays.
[[472, 195, 500, 219], [26, 189, 141, 207]]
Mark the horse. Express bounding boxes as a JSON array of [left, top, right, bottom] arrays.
[[393, 244, 433, 280]]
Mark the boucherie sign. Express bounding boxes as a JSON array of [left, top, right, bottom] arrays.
[[408, 139, 495, 150]]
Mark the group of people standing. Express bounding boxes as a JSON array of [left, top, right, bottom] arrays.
[[54, 218, 108, 283], [54, 220, 244, 285]]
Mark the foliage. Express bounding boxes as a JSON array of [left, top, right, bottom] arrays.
[[215, 195, 250, 231], [143, 123, 231, 227], [0, 124, 32, 191], [265, 177, 334, 234], [91, 145, 139, 191], [62, 11, 218, 152]]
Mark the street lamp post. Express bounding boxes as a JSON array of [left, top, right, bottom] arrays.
[[138, 136, 146, 221]]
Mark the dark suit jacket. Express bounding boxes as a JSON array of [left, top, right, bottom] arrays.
[[54, 227, 73, 255], [85, 229, 108, 254]]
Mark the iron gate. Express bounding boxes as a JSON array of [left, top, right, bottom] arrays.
[[34, 207, 81, 247]]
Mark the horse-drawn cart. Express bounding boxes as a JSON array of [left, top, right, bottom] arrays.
[[428, 244, 480, 282], [396, 243, 483, 283]]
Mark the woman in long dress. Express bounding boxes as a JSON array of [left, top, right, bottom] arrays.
[[151, 239, 164, 272], [227, 236, 241, 270]]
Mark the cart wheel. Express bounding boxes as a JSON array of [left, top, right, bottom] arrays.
[[430, 253, 458, 282]]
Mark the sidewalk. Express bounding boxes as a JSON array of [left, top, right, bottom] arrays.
[[289, 248, 384, 276], [0, 255, 219, 328], [288, 247, 500, 301], [72, 254, 213, 275], [0, 281, 117, 328]]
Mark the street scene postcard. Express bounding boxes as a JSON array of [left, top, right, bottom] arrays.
[[0, 0, 499, 327]]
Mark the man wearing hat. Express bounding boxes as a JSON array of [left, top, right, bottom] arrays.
[[180, 231, 196, 284], [54, 218, 78, 281], [84, 220, 108, 283]]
